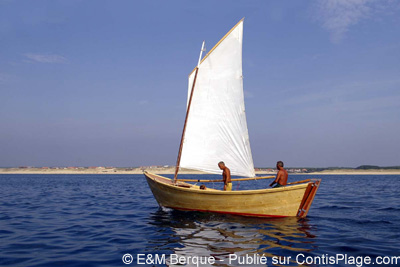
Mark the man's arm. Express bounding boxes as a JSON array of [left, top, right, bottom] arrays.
[[223, 168, 231, 191], [226, 168, 231, 183], [223, 170, 227, 190]]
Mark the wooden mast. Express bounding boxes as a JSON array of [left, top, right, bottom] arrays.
[[174, 41, 205, 183], [174, 67, 199, 182]]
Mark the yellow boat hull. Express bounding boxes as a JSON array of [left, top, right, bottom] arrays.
[[144, 172, 320, 218]]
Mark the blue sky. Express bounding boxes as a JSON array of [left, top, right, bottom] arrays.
[[1, 0, 399, 168]]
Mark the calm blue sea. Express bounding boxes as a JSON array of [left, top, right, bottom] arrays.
[[0, 174, 399, 267]]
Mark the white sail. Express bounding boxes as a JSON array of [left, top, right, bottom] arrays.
[[180, 19, 255, 178]]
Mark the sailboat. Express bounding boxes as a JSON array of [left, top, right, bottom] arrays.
[[144, 19, 320, 218]]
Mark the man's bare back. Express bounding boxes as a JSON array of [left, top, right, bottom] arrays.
[[276, 169, 288, 186], [270, 161, 288, 188]]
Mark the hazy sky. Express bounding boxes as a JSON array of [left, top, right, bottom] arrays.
[[1, 0, 399, 168]]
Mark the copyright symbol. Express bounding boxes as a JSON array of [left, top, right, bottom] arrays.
[[122, 254, 133, 264]]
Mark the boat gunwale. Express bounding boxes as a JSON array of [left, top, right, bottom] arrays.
[[144, 171, 312, 195]]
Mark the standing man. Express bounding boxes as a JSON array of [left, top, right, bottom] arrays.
[[269, 161, 288, 188], [218, 161, 232, 191]]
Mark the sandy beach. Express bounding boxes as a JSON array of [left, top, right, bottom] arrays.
[[1, 167, 400, 175]]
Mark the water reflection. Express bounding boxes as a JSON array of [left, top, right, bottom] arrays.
[[147, 208, 317, 266]]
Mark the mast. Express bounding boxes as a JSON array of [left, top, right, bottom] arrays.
[[197, 41, 206, 66], [174, 41, 205, 182]]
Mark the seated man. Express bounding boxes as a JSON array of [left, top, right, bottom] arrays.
[[218, 161, 232, 191], [269, 161, 288, 188]]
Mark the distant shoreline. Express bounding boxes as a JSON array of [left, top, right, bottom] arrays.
[[1, 167, 400, 175]]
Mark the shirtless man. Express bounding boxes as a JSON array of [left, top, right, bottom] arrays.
[[218, 161, 232, 191], [269, 161, 288, 188]]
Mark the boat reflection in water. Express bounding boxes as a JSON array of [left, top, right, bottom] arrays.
[[147, 208, 317, 266]]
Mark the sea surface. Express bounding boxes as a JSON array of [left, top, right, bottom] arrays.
[[0, 174, 399, 267]]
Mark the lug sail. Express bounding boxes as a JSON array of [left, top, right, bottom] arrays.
[[180, 19, 255, 178]]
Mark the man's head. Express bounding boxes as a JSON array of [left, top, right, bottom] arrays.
[[276, 161, 284, 170], [218, 161, 225, 170]]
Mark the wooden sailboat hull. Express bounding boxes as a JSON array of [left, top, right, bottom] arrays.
[[144, 172, 320, 218]]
